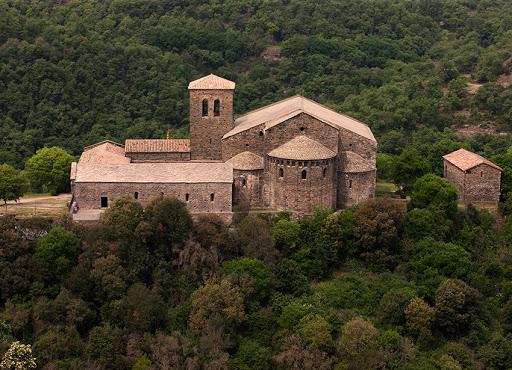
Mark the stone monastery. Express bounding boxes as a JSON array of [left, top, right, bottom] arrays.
[[70, 74, 377, 221]]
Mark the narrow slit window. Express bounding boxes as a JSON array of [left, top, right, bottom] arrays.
[[323, 168, 327, 178], [301, 170, 307, 179], [242, 178, 247, 187], [185, 193, 190, 202], [202, 99, 208, 117], [349, 180, 352, 189], [480, 171, 483, 177], [214, 99, 220, 116], [210, 193, 215, 202], [279, 168, 284, 178], [134, 192, 138, 200]]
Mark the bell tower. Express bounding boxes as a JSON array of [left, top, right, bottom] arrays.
[[188, 74, 235, 160]]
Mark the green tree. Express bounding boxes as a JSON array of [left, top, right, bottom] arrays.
[[392, 148, 430, 193], [34, 226, 81, 285], [221, 257, 273, 309], [405, 297, 434, 340], [272, 219, 301, 250], [25, 147, 74, 195], [434, 279, 482, 338], [0, 164, 29, 207], [336, 318, 383, 370], [411, 174, 458, 218]]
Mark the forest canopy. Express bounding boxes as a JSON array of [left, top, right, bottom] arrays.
[[0, 0, 511, 168]]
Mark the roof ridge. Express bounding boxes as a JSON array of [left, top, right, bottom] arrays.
[[299, 95, 373, 133], [234, 95, 302, 122], [84, 140, 124, 151]]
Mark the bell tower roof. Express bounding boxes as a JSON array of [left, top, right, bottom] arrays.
[[188, 74, 235, 90]]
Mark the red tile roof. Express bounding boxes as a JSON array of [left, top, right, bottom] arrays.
[[443, 148, 502, 171], [125, 139, 190, 153], [188, 74, 235, 90]]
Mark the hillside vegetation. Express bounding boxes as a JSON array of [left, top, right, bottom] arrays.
[[1, 0, 512, 167]]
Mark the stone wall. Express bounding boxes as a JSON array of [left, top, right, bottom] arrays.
[[337, 170, 376, 208], [233, 169, 263, 207], [445, 160, 501, 204], [126, 152, 191, 162], [267, 156, 336, 214], [444, 161, 465, 199], [190, 89, 234, 160], [74, 182, 232, 214], [222, 113, 339, 161]]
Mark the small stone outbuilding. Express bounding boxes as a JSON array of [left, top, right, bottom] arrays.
[[443, 148, 502, 205]]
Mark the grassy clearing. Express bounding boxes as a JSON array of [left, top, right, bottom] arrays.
[[376, 181, 398, 196]]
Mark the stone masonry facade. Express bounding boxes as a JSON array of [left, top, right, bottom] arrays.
[[443, 148, 502, 206], [71, 74, 378, 220]]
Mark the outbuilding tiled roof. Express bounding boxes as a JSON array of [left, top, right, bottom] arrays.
[[79, 141, 130, 165], [125, 139, 190, 153], [268, 135, 337, 160], [443, 148, 502, 171], [223, 95, 376, 142], [188, 74, 235, 90], [339, 151, 376, 173], [74, 162, 233, 183], [227, 151, 264, 170]]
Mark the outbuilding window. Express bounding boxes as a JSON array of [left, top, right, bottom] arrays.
[[202, 99, 208, 117], [279, 168, 284, 178], [301, 170, 307, 179], [214, 99, 220, 116], [100, 197, 108, 208]]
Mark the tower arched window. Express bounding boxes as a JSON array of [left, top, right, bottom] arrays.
[[214, 99, 220, 116], [202, 99, 208, 117], [279, 168, 284, 178], [301, 169, 307, 179]]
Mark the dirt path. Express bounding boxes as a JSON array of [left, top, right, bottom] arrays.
[[1, 193, 71, 218]]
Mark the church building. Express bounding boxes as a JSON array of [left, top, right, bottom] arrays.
[[70, 74, 377, 221]]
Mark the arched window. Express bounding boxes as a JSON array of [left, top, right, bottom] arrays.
[[185, 193, 190, 202], [259, 130, 264, 136], [210, 193, 215, 202], [279, 168, 284, 178], [202, 99, 208, 117], [134, 192, 139, 200], [214, 99, 220, 116], [301, 170, 307, 179], [323, 168, 327, 178]]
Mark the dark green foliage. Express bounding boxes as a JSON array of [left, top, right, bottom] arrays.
[[0, 164, 29, 205], [411, 174, 459, 218], [2, 1, 512, 368], [34, 226, 81, 287]]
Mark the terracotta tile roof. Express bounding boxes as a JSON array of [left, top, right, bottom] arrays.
[[443, 148, 502, 171], [75, 162, 233, 183], [227, 151, 264, 170], [188, 74, 235, 90], [268, 135, 337, 160], [223, 95, 376, 142], [79, 141, 130, 165], [124, 139, 190, 153], [339, 151, 376, 173]]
